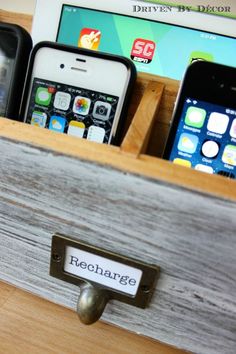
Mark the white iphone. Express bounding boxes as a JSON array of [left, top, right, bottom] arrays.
[[22, 42, 136, 144]]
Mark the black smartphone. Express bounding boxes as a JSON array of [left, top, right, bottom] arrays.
[[163, 61, 236, 178], [0, 22, 32, 119]]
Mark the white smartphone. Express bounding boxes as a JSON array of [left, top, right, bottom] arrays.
[[22, 42, 136, 144]]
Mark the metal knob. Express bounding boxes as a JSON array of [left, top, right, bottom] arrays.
[[77, 283, 110, 325]]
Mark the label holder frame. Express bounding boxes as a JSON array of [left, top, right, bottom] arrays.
[[50, 233, 160, 309]]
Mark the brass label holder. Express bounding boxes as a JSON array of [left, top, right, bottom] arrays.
[[50, 233, 160, 324]]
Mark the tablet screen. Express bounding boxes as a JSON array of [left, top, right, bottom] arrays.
[[57, 5, 236, 80]]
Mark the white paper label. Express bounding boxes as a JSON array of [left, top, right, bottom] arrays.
[[64, 246, 143, 296]]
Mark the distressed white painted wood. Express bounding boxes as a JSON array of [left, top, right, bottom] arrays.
[[0, 137, 235, 354]]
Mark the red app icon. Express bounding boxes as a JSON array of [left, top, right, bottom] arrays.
[[48, 86, 56, 94], [131, 38, 156, 64], [78, 28, 101, 50]]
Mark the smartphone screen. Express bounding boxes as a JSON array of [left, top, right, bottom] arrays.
[[167, 98, 236, 178], [25, 78, 119, 143], [56, 5, 236, 80], [0, 31, 17, 116]]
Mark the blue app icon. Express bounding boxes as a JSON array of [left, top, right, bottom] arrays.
[[49, 116, 66, 132], [177, 133, 199, 154]]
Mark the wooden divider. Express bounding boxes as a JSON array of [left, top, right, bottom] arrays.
[[121, 81, 165, 156]]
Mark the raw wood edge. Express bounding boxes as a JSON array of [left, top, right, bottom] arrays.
[[0, 10, 32, 33], [121, 81, 165, 156]]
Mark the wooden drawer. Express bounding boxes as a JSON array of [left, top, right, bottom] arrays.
[[0, 9, 235, 354]]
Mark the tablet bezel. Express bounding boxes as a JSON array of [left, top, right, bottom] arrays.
[[31, 0, 236, 45]]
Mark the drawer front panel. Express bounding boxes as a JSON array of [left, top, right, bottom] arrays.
[[0, 138, 235, 354]]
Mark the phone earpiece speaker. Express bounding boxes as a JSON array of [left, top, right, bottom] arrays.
[[71, 67, 87, 73]]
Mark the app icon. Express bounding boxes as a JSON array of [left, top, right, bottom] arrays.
[[131, 38, 156, 64], [35, 87, 52, 106], [207, 112, 229, 134], [31, 111, 47, 128], [49, 116, 66, 133], [53, 91, 71, 110], [67, 121, 85, 138], [189, 51, 214, 64], [92, 101, 111, 121], [185, 106, 206, 128], [48, 86, 56, 94], [230, 118, 236, 138], [195, 164, 213, 174], [78, 28, 101, 50], [177, 133, 199, 154], [222, 145, 236, 166], [87, 125, 105, 143], [73, 96, 91, 115], [173, 158, 191, 167], [201, 140, 220, 158]]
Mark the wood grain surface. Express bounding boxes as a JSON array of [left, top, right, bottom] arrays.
[[0, 282, 184, 354], [0, 9, 235, 354], [0, 118, 235, 202], [121, 81, 165, 156], [0, 9, 32, 33], [0, 136, 235, 354]]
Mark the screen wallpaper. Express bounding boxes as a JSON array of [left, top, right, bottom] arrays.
[[168, 98, 236, 177], [26, 78, 119, 144], [57, 5, 236, 80]]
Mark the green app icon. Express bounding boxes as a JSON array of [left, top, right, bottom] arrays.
[[185, 106, 206, 128], [35, 87, 52, 106], [189, 51, 214, 64]]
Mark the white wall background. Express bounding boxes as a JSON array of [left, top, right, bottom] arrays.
[[0, 0, 235, 16], [0, 0, 36, 14]]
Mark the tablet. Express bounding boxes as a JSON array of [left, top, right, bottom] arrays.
[[31, 0, 236, 80]]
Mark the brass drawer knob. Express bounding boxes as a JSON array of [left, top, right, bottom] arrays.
[[77, 284, 109, 324]]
